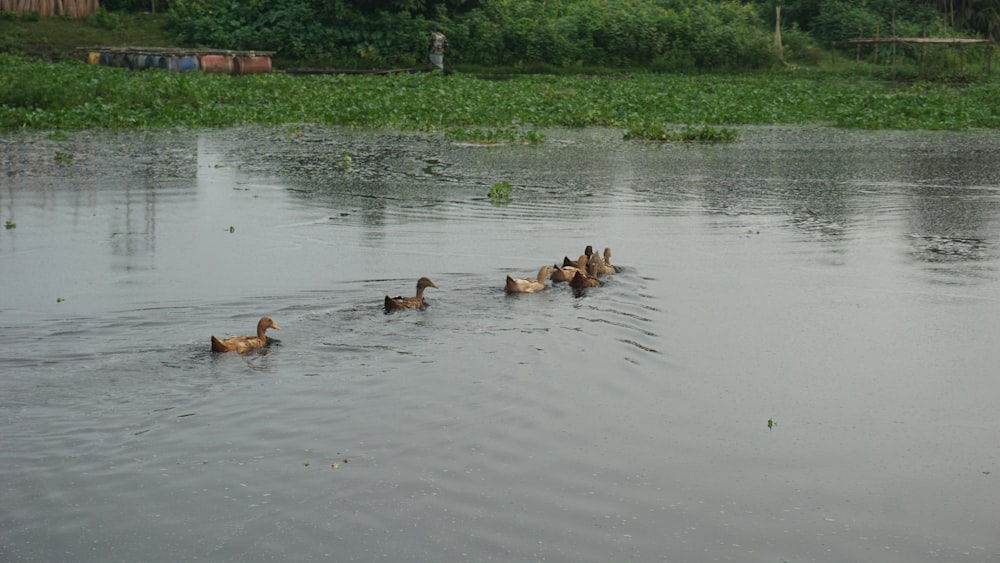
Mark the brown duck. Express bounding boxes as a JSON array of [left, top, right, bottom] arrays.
[[570, 269, 601, 289], [562, 245, 594, 268], [588, 247, 618, 276], [550, 254, 589, 283], [385, 277, 438, 310], [505, 265, 555, 294], [211, 317, 281, 353]]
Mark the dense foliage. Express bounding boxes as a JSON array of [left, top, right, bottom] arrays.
[[165, 0, 777, 70], [159, 0, 998, 70], [3, 54, 999, 131]]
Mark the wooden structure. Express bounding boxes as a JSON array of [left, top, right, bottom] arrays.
[[0, 0, 98, 17], [831, 37, 993, 75]]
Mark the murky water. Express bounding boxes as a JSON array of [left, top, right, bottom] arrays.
[[2, 125, 999, 562]]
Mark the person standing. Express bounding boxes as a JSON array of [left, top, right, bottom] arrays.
[[428, 25, 448, 72]]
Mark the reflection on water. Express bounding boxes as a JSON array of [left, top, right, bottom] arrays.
[[1, 126, 999, 563]]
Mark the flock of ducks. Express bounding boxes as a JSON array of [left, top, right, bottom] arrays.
[[505, 245, 618, 293], [210, 245, 619, 353]]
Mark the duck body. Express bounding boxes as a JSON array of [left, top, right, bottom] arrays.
[[570, 270, 601, 289], [551, 254, 588, 283], [562, 246, 594, 268], [587, 247, 618, 276], [550, 265, 584, 283], [211, 317, 280, 353], [595, 247, 621, 274], [385, 277, 438, 311], [505, 265, 555, 294]]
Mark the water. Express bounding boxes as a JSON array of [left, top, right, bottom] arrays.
[[2, 125, 999, 562]]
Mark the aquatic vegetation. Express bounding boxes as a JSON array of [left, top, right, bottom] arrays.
[[339, 152, 353, 170], [56, 297, 64, 302], [489, 181, 512, 203], [1, 55, 999, 131], [228, 226, 235, 233], [4, 220, 15, 229], [768, 418, 777, 430], [624, 124, 740, 142], [447, 127, 545, 145]]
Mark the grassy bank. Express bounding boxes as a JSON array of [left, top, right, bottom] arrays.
[[0, 12, 175, 61]]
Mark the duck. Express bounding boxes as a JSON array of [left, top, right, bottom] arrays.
[[570, 269, 601, 289], [384, 276, 438, 310], [588, 247, 618, 276], [211, 317, 280, 353], [562, 245, 594, 268], [505, 265, 555, 294], [550, 254, 588, 283], [601, 247, 622, 273]]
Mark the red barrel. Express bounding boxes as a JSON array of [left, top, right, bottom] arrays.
[[200, 54, 234, 74], [234, 56, 272, 75]]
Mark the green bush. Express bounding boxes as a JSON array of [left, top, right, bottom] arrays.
[[165, 0, 776, 70], [87, 8, 124, 31]]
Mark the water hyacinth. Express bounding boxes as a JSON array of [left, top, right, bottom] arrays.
[[2, 54, 1000, 131]]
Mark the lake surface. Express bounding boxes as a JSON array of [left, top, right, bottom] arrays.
[[2, 125, 999, 562]]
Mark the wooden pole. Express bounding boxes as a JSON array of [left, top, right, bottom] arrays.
[[775, 6, 784, 64], [891, 10, 896, 70], [856, 26, 862, 66], [874, 23, 880, 66]]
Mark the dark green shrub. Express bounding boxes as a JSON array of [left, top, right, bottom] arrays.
[[87, 8, 124, 31]]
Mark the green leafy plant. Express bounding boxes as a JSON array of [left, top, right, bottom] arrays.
[[4, 220, 15, 229], [54, 150, 73, 163], [488, 181, 512, 203], [1, 57, 998, 131], [339, 152, 353, 170]]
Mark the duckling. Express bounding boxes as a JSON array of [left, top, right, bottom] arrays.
[[505, 265, 555, 294], [385, 277, 438, 311], [570, 270, 601, 288], [211, 317, 280, 353], [550, 254, 588, 283]]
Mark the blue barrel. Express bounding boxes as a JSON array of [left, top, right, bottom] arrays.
[[167, 55, 199, 72], [126, 53, 149, 70]]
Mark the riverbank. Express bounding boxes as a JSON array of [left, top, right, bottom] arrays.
[[2, 13, 999, 132]]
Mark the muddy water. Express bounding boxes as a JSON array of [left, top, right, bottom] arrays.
[[1, 126, 999, 562]]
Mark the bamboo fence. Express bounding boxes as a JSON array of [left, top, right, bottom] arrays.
[[0, 0, 100, 18]]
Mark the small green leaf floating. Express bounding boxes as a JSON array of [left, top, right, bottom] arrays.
[[488, 181, 512, 203], [339, 152, 353, 170], [229, 226, 235, 233], [56, 297, 64, 303], [767, 418, 777, 430], [4, 220, 15, 229]]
